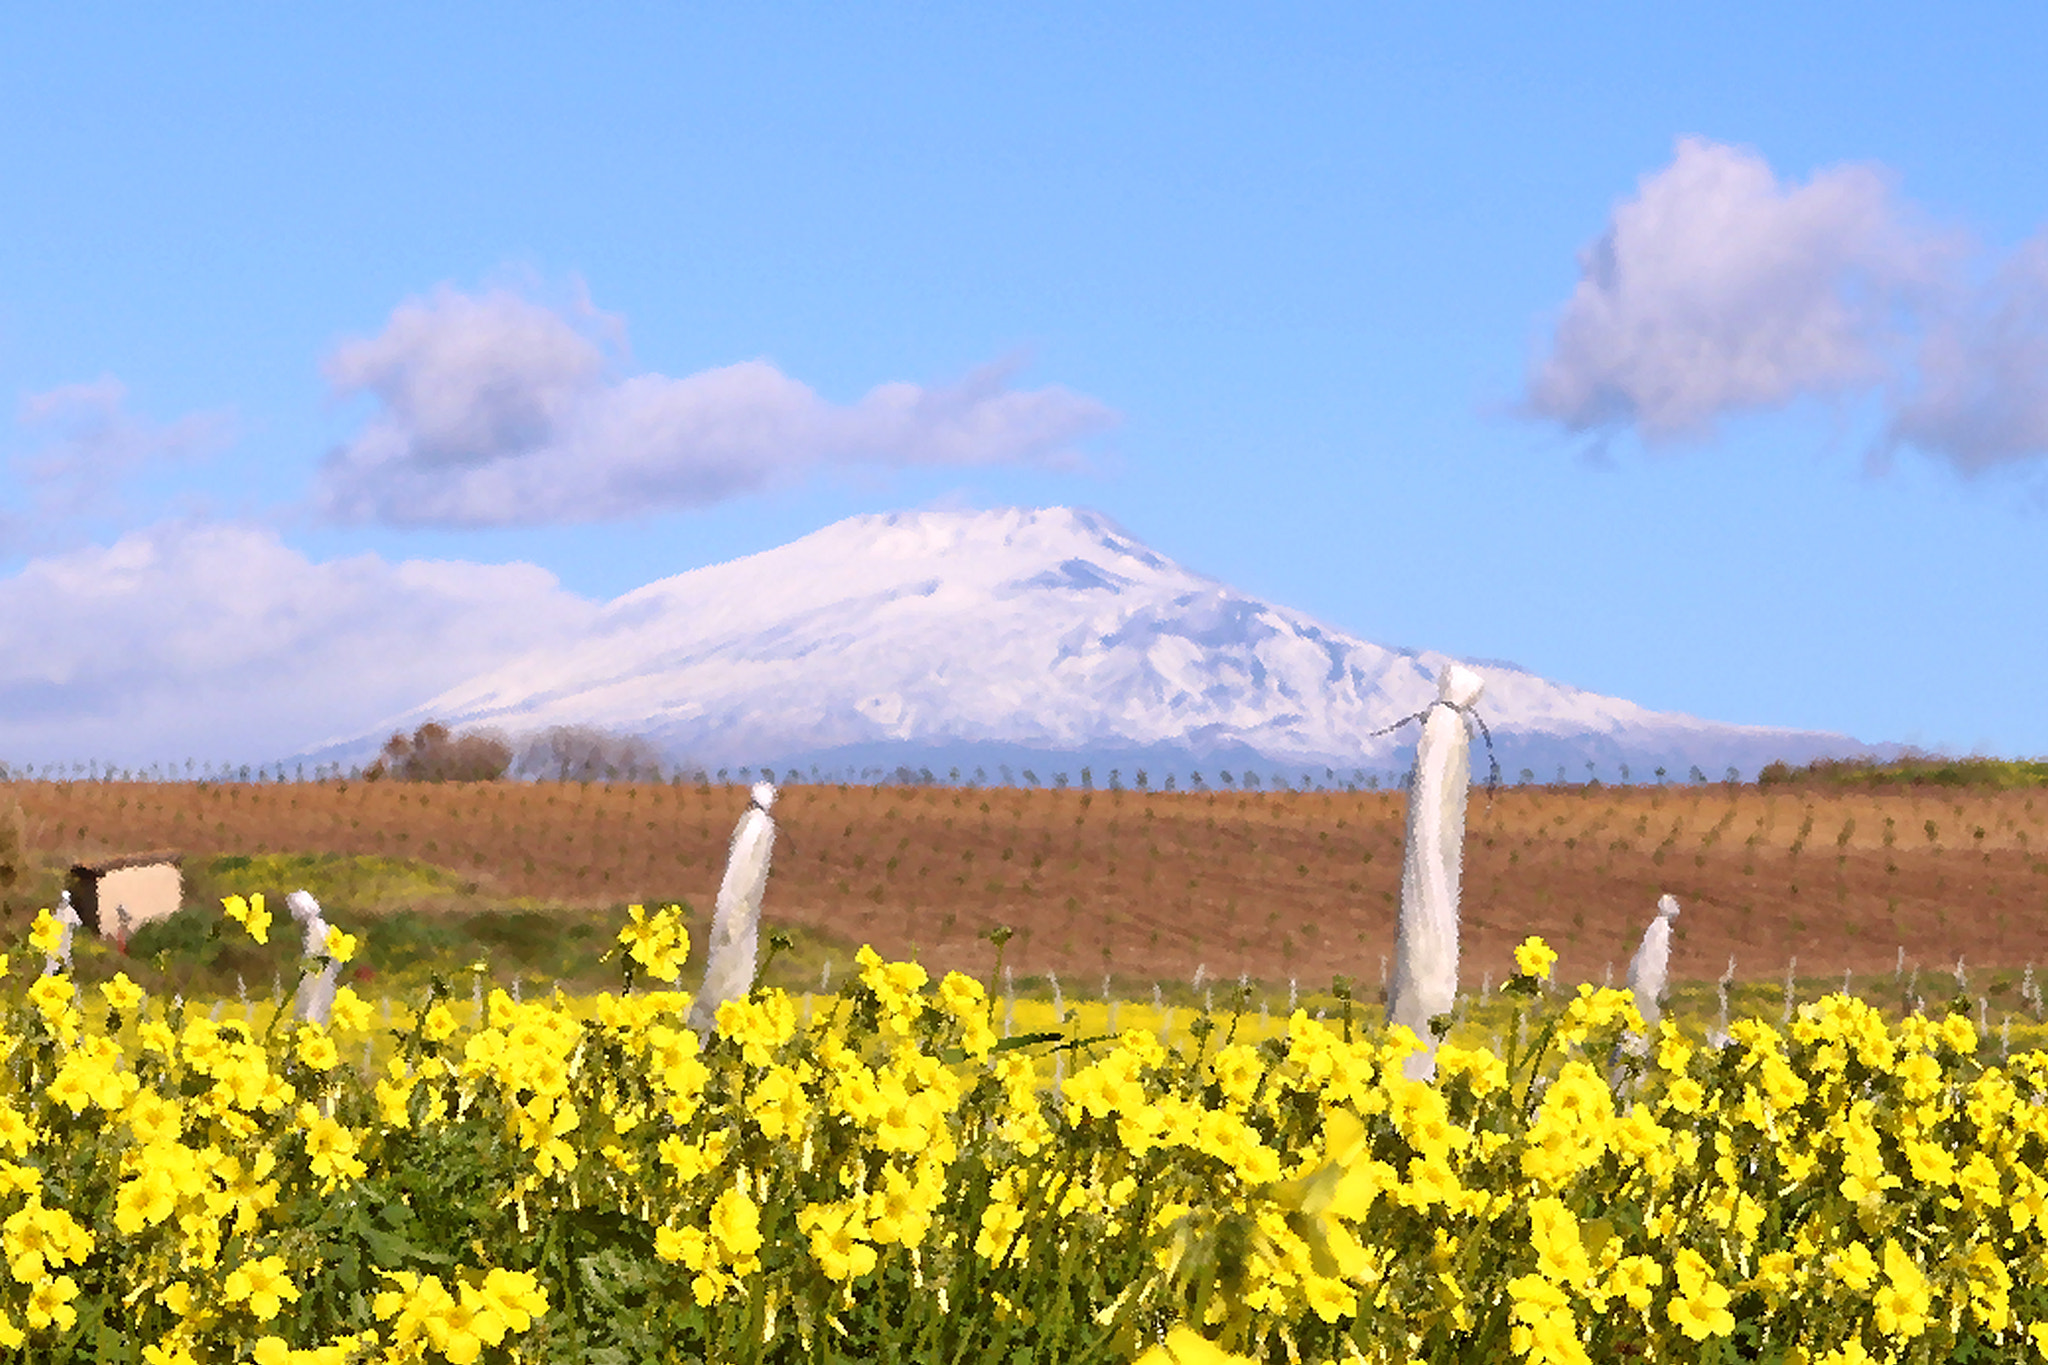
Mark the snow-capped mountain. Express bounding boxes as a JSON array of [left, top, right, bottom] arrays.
[[318, 506, 1898, 785]]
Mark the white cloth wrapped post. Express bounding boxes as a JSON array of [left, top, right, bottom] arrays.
[[1387, 663, 1485, 1080], [688, 783, 779, 1036], [45, 891, 83, 976], [1627, 894, 1681, 1028], [287, 889, 338, 1026]]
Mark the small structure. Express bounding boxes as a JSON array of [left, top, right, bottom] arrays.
[[67, 851, 184, 942]]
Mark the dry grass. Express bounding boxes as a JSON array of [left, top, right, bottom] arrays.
[[8, 777, 2048, 991]]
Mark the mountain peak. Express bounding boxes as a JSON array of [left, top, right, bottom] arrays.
[[327, 504, 1892, 783]]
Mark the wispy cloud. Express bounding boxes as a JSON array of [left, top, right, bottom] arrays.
[[12, 377, 232, 525], [0, 520, 598, 764], [317, 286, 1119, 527], [1884, 234, 2048, 476]]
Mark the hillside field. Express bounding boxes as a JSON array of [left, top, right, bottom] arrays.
[[6, 774, 2047, 1007]]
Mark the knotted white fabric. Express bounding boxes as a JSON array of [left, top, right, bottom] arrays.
[[688, 783, 779, 1035], [1627, 894, 1681, 1028], [287, 889, 338, 1026], [1387, 663, 1486, 1080], [45, 891, 83, 976]]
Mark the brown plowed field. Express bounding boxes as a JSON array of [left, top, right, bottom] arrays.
[[9, 778, 2048, 991]]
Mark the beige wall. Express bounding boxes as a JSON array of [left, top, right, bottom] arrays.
[[95, 863, 182, 935]]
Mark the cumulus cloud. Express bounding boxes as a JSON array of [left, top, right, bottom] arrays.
[[317, 286, 1118, 527], [0, 520, 598, 765], [1526, 137, 1954, 441]]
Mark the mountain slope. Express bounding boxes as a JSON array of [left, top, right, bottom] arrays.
[[322, 506, 1895, 784]]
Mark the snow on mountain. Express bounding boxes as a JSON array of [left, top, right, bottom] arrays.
[[317, 506, 1898, 785]]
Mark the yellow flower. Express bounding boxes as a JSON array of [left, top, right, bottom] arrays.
[[324, 925, 358, 964], [796, 1200, 878, 1281], [1873, 1240, 1932, 1339], [1609, 1254, 1663, 1311], [223, 894, 271, 945], [1831, 1241, 1880, 1293], [975, 1198, 1025, 1263], [1132, 1325, 1261, 1365], [223, 1253, 299, 1321], [99, 973, 146, 1013], [27, 975, 72, 1012], [476, 1267, 548, 1335], [296, 1026, 342, 1072], [24, 1273, 78, 1331], [710, 1185, 763, 1262], [329, 986, 374, 1033], [4, 1199, 94, 1283], [617, 904, 689, 983], [937, 971, 986, 1017], [27, 910, 62, 957], [656, 1225, 711, 1269], [1671, 1248, 1735, 1341], [298, 1104, 366, 1187], [423, 1003, 460, 1042], [1513, 936, 1558, 981]]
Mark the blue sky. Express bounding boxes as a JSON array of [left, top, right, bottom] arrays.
[[3, 5, 2045, 767]]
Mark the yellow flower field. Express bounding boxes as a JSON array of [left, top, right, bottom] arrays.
[[0, 898, 2042, 1363]]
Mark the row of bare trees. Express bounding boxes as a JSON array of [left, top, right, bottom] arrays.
[[366, 723, 669, 784]]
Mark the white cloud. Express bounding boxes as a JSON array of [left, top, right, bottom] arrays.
[[1526, 137, 1956, 441], [1886, 232, 2048, 475], [0, 520, 598, 765], [318, 286, 1118, 527]]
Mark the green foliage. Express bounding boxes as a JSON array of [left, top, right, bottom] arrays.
[[191, 853, 478, 915], [125, 854, 861, 1002], [1758, 753, 2048, 790]]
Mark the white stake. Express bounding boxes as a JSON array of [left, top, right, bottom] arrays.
[[687, 783, 780, 1035], [287, 890, 338, 1027], [1387, 662, 1485, 1079], [1626, 895, 1680, 1028], [45, 891, 82, 976]]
